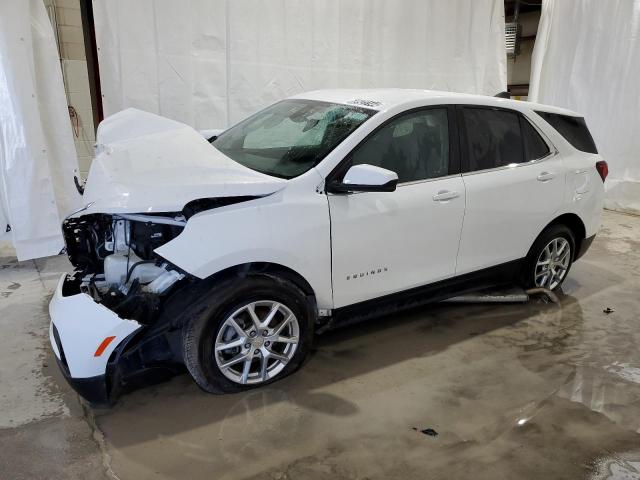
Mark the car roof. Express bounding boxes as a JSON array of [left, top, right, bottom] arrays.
[[290, 88, 581, 117]]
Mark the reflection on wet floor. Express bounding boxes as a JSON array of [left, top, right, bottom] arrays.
[[87, 212, 640, 480], [94, 268, 640, 479]]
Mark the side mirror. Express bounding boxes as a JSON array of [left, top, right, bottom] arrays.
[[329, 164, 398, 193]]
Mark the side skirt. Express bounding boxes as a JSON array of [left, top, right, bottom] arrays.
[[326, 259, 524, 330]]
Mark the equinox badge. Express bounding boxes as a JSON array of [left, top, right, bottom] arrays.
[[346, 267, 388, 281]]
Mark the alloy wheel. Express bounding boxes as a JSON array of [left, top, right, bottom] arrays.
[[534, 237, 571, 290], [214, 300, 300, 385]]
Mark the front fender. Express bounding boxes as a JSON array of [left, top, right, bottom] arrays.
[[155, 189, 333, 309]]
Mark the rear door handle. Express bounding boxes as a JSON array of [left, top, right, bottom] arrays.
[[432, 190, 460, 202], [537, 171, 556, 182]]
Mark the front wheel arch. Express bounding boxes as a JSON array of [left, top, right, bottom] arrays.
[[204, 262, 317, 306], [160, 262, 318, 332], [181, 272, 315, 393]]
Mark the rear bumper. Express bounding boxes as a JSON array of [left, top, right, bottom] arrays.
[[49, 274, 142, 404], [575, 234, 596, 261]]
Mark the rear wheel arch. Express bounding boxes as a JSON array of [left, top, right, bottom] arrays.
[[518, 213, 586, 289], [543, 213, 586, 258], [522, 223, 576, 290]]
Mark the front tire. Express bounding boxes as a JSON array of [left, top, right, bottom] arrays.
[[522, 224, 575, 291], [182, 274, 314, 394]]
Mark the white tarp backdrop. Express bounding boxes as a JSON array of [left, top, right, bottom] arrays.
[[529, 0, 640, 214], [94, 0, 506, 130], [0, 0, 82, 259]]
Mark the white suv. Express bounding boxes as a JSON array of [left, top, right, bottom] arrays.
[[49, 89, 607, 404]]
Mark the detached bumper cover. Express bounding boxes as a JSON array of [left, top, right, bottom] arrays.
[[49, 274, 142, 403]]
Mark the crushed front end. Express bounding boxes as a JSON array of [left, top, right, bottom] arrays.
[[50, 212, 189, 405]]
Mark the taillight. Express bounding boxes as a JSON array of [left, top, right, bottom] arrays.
[[595, 161, 608, 182]]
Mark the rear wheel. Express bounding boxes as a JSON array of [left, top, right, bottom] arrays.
[[182, 274, 313, 393], [522, 225, 575, 291]]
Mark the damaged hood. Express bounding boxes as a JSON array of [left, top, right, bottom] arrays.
[[81, 109, 286, 214]]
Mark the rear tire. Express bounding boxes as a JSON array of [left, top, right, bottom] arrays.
[[182, 274, 314, 394], [522, 224, 575, 291]]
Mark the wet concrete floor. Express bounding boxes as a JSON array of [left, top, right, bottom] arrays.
[[1, 209, 640, 479]]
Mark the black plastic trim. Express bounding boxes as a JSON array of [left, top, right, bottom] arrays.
[[182, 196, 261, 219], [54, 322, 182, 406], [73, 175, 85, 195], [575, 234, 596, 261], [330, 259, 524, 328], [327, 178, 398, 194], [54, 353, 110, 406], [51, 324, 68, 373]]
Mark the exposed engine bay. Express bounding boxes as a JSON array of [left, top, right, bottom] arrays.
[[63, 213, 187, 323]]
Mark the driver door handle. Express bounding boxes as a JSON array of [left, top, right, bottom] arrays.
[[432, 190, 460, 202], [537, 171, 556, 182]]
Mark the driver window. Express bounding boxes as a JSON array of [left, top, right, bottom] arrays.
[[348, 108, 449, 183]]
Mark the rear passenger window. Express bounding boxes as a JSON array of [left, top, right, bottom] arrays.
[[535, 111, 598, 154], [520, 116, 550, 160], [461, 108, 524, 170]]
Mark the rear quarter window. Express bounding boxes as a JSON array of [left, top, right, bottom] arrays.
[[520, 116, 550, 160], [535, 111, 598, 154]]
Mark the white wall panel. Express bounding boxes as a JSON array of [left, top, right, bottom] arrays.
[[95, 0, 506, 129], [529, 0, 640, 214]]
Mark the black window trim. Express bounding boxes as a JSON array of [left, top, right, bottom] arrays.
[[456, 105, 557, 176], [325, 104, 461, 192]]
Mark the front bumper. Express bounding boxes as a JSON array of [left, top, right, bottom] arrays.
[[49, 274, 142, 404]]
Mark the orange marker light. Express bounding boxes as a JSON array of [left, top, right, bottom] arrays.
[[94, 336, 116, 357]]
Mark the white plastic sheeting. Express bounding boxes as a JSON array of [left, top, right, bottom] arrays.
[[94, 0, 506, 130], [0, 0, 82, 259], [529, 0, 640, 214]]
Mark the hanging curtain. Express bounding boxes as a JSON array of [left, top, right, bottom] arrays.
[[94, 0, 507, 129], [530, 0, 640, 214], [0, 0, 82, 259]]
